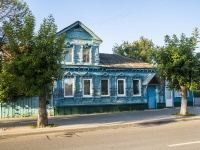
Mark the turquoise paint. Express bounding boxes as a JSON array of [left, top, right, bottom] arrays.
[[55, 21, 194, 109], [173, 91, 193, 102], [1, 21, 195, 118], [148, 85, 156, 109], [0, 96, 54, 118], [54, 21, 161, 108], [67, 29, 93, 40], [54, 67, 158, 107], [162, 82, 194, 106]]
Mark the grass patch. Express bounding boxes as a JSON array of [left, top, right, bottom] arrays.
[[29, 124, 37, 129], [29, 124, 57, 129], [172, 112, 196, 117]]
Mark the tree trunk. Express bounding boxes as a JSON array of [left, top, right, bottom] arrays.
[[180, 86, 187, 115], [37, 93, 48, 127]]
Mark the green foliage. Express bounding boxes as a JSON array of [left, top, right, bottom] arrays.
[[0, 0, 29, 61], [193, 90, 200, 97], [29, 124, 37, 129], [152, 29, 200, 91], [0, 12, 65, 103], [0, 0, 29, 23], [112, 36, 155, 63]]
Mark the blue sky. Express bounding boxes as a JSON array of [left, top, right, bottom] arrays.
[[24, 0, 200, 53]]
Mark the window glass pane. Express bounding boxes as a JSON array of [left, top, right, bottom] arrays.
[[133, 80, 140, 95], [65, 49, 72, 62], [101, 80, 108, 95], [84, 80, 91, 95], [118, 80, 124, 95], [175, 90, 181, 97], [83, 49, 90, 62], [64, 79, 73, 96]]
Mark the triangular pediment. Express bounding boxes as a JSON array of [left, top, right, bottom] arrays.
[[142, 73, 160, 85], [64, 72, 74, 78], [83, 72, 92, 78], [117, 72, 125, 78], [57, 21, 102, 43], [101, 72, 109, 78]]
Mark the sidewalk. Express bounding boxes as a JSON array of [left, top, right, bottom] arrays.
[[1, 107, 200, 138]]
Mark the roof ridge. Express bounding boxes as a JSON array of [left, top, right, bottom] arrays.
[[57, 21, 102, 42]]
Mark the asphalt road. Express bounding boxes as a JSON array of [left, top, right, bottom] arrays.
[[1, 120, 200, 150]]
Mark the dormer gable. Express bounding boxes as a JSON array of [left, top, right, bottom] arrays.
[[57, 21, 102, 44], [58, 21, 101, 66]]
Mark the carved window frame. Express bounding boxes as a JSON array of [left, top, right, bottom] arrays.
[[133, 79, 141, 96], [117, 79, 126, 96], [64, 78, 74, 97], [81, 46, 92, 64], [101, 79, 110, 97], [83, 79, 92, 97]]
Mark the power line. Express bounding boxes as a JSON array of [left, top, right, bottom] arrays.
[[92, 0, 171, 26]]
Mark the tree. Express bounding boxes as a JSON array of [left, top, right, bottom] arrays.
[[2, 12, 66, 127], [152, 29, 200, 115], [0, 0, 29, 69], [0, 0, 29, 50], [112, 36, 154, 63]]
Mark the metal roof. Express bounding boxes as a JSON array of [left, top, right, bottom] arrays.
[[99, 53, 154, 69], [142, 73, 160, 85]]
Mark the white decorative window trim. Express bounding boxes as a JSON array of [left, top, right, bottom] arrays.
[[133, 79, 141, 96], [64, 78, 74, 97], [81, 46, 92, 64], [65, 46, 74, 64], [83, 79, 92, 97], [117, 79, 126, 96], [101, 79, 110, 97]]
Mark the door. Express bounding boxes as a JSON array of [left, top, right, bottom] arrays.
[[165, 87, 173, 107], [148, 85, 156, 109]]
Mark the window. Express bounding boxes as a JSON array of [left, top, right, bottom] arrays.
[[133, 79, 141, 96], [64, 78, 74, 97], [83, 79, 92, 97], [101, 79, 109, 96], [175, 90, 189, 97], [64, 48, 73, 63], [83, 49, 90, 63], [117, 79, 126, 96]]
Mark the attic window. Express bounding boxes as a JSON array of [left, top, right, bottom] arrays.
[[83, 49, 90, 63]]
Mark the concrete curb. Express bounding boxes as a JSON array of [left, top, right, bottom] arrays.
[[1, 115, 200, 139]]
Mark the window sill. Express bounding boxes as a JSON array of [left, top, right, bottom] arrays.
[[133, 95, 142, 97], [117, 95, 126, 97], [65, 62, 73, 64], [101, 95, 110, 97], [83, 96, 92, 98], [64, 96, 74, 98]]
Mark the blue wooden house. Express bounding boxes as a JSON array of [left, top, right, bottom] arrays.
[[0, 21, 194, 118], [53, 21, 194, 115]]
